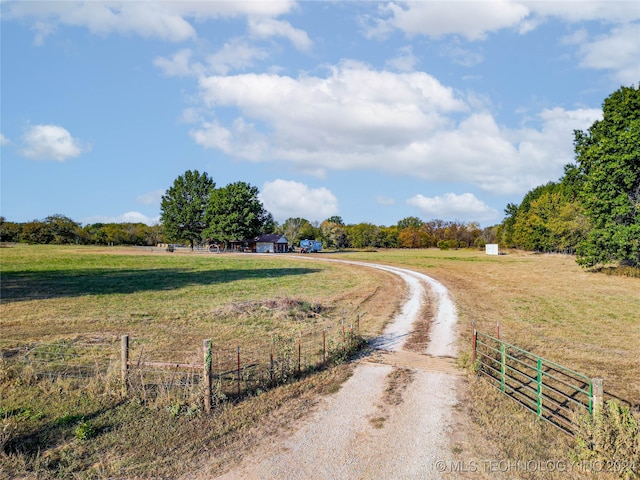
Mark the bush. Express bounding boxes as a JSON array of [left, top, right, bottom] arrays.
[[572, 401, 639, 479]]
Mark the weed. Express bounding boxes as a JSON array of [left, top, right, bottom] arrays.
[[74, 420, 96, 441]]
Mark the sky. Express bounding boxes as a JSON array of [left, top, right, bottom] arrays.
[[1, 1, 639, 228]]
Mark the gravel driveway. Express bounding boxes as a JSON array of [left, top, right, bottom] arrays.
[[215, 260, 460, 480]]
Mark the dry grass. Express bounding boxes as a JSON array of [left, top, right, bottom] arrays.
[[337, 249, 640, 405], [337, 248, 639, 479], [2, 245, 638, 478]]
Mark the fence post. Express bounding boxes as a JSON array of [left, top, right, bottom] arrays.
[[471, 321, 477, 365], [496, 320, 500, 340], [270, 339, 274, 386], [203, 339, 212, 412], [237, 346, 241, 397], [120, 335, 129, 397], [592, 378, 604, 415], [500, 342, 506, 392], [536, 358, 543, 416], [298, 332, 301, 376], [323, 327, 327, 365]]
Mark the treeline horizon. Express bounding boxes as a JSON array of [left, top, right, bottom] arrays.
[[0, 214, 498, 251]]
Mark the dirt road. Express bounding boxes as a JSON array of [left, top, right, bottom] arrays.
[[214, 260, 461, 480]]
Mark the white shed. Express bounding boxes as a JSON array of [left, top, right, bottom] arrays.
[[255, 234, 289, 253]]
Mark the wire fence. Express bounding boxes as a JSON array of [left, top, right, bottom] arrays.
[[1, 319, 364, 410]]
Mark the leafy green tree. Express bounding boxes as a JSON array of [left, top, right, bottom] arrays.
[[376, 226, 399, 248], [397, 216, 423, 230], [20, 220, 53, 244], [325, 216, 344, 225], [44, 214, 81, 244], [203, 181, 274, 244], [0, 217, 22, 242], [571, 85, 640, 267], [160, 170, 215, 249], [321, 219, 348, 249], [279, 217, 311, 245], [346, 223, 379, 248]]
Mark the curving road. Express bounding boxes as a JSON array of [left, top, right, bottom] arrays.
[[212, 259, 461, 480]]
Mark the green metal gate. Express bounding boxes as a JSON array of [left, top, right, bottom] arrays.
[[472, 325, 593, 435]]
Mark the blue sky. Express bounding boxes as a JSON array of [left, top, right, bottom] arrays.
[[1, 1, 638, 228]]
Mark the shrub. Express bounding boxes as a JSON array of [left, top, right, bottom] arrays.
[[572, 401, 639, 479]]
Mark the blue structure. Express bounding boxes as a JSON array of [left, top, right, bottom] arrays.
[[300, 239, 322, 253]]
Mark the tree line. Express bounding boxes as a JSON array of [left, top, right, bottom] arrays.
[[495, 84, 639, 268], [0, 215, 162, 246]]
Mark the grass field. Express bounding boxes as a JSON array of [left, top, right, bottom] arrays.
[[1, 245, 638, 479]]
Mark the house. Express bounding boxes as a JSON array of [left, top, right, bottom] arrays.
[[254, 234, 289, 253]]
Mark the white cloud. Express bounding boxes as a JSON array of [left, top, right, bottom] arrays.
[[386, 45, 419, 72], [407, 193, 500, 223], [154, 49, 202, 77], [5, 0, 297, 43], [83, 211, 160, 226], [190, 62, 601, 196], [365, 1, 639, 41], [248, 18, 313, 51], [0, 133, 10, 146], [20, 124, 87, 162], [375, 195, 396, 206], [206, 39, 270, 75], [369, 1, 529, 41], [136, 189, 165, 206], [575, 23, 640, 84], [259, 179, 339, 223]]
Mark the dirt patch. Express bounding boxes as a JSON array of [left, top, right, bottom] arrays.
[[404, 298, 434, 353]]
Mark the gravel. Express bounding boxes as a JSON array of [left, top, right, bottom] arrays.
[[213, 260, 460, 480]]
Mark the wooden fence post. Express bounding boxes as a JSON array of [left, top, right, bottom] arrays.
[[121, 335, 129, 397], [237, 346, 241, 397], [471, 321, 477, 365], [322, 327, 327, 365], [592, 378, 604, 415], [203, 339, 212, 412], [298, 332, 301, 376], [270, 340, 274, 386]]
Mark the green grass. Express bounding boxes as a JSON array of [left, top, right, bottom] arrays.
[[2, 245, 638, 479]]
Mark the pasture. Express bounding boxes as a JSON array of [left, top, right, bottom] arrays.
[[1, 245, 638, 479]]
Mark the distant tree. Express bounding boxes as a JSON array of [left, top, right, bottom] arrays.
[[320, 219, 347, 249], [398, 226, 428, 248], [570, 85, 640, 267], [20, 220, 53, 244], [279, 217, 310, 245], [0, 217, 22, 242], [160, 170, 215, 249], [376, 226, 399, 248], [44, 214, 81, 244], [325, 216, 344, 225], [397, 216, 423, 230], [346, 223, 379, 248], [203, 181, 274, 245]]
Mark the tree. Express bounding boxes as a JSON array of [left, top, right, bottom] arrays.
[[160, 170, 215, 249], [279, 217, 311, 245], [0, 217, 22, 242], [44, 214, 81, 244], [571, 85, 640, 267], [321, 218, 347, 249], [203, 181, 274, 244]]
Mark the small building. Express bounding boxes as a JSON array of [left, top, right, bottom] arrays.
[[485, 244, 499, 255], [255, 234, 289, 253]]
